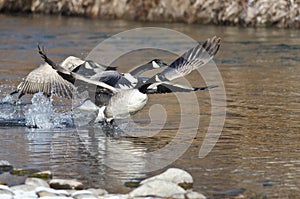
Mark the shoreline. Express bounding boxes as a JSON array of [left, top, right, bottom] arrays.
[[0, 0, 300, 29], [0, 160, 209, 199]]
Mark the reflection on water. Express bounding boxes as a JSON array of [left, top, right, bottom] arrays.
[[0, 14, 300, 198]]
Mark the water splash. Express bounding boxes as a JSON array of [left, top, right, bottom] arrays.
[[24, 92, 73, 129]]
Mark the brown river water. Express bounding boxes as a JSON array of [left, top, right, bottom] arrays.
[[0, 14, 299, 198]]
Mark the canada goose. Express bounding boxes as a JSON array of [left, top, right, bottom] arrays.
[[11, 53, 168, 99], [37, 36, 221, 123]]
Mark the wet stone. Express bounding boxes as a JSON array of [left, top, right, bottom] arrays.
[[29, 170, 52, 179], [49, 179, 84, 190]]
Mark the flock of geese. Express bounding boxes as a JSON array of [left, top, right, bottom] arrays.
[[10, 36, 221, 124]]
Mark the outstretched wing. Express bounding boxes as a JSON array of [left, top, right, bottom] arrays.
[[138, 36, 221, 93], [16, 62, 75, 98], [160, 36, 220, 81], [38, 45, 118, 94]]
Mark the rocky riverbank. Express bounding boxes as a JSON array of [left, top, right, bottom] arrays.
[[0, 0, 299, 28], [1, 160, 207, 199]]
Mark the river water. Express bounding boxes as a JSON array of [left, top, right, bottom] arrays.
[[0, 14, 299, 198]]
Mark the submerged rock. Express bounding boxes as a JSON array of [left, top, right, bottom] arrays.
[[29, 170, 53, 179]]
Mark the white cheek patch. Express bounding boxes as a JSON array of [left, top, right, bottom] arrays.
[[84, 62, 93, 69], [152, 61, 160, 69]]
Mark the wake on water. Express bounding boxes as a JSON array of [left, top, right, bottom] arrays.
[[0, 90, 74, 129]]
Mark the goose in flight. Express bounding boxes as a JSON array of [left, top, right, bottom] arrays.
[[37, 36, 221, 123], [10, 53, 168, 99]]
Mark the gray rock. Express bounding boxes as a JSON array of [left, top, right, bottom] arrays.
[[49, 179, 84, 190], [0, 160, 13, 173], [129, 179, 186, 198], [141, 168, 193, 187], [25, 177, 49, 188]]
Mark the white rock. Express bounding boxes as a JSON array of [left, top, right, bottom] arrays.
[[49, 179, 84, 190], [25, 178, 50, 188], [129, 179, 186, 198], [0, 185, 14, 196], [141, 168, 193, 185]]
